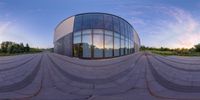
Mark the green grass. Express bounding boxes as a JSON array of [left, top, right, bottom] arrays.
[[143, 50, 200, 56]]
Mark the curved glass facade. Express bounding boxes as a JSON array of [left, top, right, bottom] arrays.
[[72, 13, 135, 59]]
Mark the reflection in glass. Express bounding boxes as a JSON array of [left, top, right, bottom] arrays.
[[130, 41, 134, 53], [82, 14, 92, 29], [125, 38, 129, 55], [82, 30, 92, 57], [73, 31, 81, 43], [104, 15, 113, 31], [105, 30, 113, 57], [120, 35, 125, 56], [113, 16, 120, 33], [93, 35, 103, 58], [114, 33, 120, 56], [92, 14, 104, 29], [120, 19, 125, 34], [72, 13, 136, 58], [73, 31, 81, 57], [93, 29, 104, 58], [74, 15, 82, 31]]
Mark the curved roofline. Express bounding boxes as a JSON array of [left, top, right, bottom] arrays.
[[55, 12, 135, 31]]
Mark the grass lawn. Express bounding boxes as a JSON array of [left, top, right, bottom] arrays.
[[144, 50, 200, 56]]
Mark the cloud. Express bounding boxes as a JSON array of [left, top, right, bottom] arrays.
[[154, 7, 200, 48], [124, 5, 200, 48], [0, 21, 11, 35], [117, 1, 200, 48]]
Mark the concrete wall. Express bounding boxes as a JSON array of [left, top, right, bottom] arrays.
[[63, 33, 73, 57], [54, 16, 75, 42], [54, 33, 73, 57], [54, 16, 75, 56]]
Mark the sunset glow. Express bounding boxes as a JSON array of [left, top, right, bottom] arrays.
[[0, 0, 200, 48]]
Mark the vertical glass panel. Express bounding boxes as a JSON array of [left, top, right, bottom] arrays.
[[82, 29, 92, 35], [74, 15, 82, 31], [120, 35, 125, 56], [114, 33, 120, 56], [104, 14, 113, 31], [93, 29, 104, 34], [125, 22, 129, 38], [120, 19, 125, 35], [113, 16, 120, 33], [128, 39, 131, 54], [122, 20, 127, 36], [130, 29, 134, 41], [82, 30, 92, 58], [125, 38, 129, 55], [73, 42, 82, 57], [93, 29, 104, 58], [92, 14, 104, 29], [93, 35, 103, 58], [73, 31, 81, 57], [73, 31, 81, 43], [105, 30, 113, 57], [82, 14, 92, 29], [130, 41, 134, 53]]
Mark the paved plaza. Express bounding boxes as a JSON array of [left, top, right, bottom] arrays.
[[0, 52, 200, 100]]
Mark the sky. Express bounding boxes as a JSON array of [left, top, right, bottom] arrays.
[[0, 0, 200, 48]]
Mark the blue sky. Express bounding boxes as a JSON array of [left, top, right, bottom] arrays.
[[0, 0, 200, 48]]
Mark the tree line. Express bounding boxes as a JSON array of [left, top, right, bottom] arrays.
[[141, 43, 200, 52], [0, 41, 30, 54], [140, 43, 200, 56]]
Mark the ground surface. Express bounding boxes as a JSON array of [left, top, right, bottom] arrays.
[[0, 52, 200, 100]]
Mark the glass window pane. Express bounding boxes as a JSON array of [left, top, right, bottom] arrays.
[[113, 16, 120, 33], [73, 43, 82, 57], [105, 30, 113, 36], [93, 34, 103, 58], [125, 22, 129, 37], [74, 15, 82, 32], [120, 19, 125, 34], [82, 29, 92, 35], [105, 35, 113, 57], [125, 38, 129, 55], [82, 14, 92, 29], [92, 14, 104, 29], [114, 33, 120, 56], [120, 35, 125, 56], [93, 29, 104, 34], [73, 36, 81, 44], [105, 30, 113, 57], [104, 14, 113, 31], [74, 31, 81, 38], [128, 40, 131, 54], [130, 41, 134, 53], [82, 30, 92, 58], [73, 31, 82, 57]]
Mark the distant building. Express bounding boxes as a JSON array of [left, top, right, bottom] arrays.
[[54, 12, 140, 59]]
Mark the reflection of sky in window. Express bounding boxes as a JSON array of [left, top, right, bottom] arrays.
[[73, 31, 81, 44], [93, 29, 104, 49], [105, 36, 113, 49], [93, 34, 103, 49], [82, 35, 92, 45], [114, 38, 120, 49]]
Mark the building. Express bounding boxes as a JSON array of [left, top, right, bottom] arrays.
[[54, 13, 140, 59]]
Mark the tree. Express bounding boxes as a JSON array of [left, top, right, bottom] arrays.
[[25, 43, 30, 52], [7, 45, 14, 54], [195, 43, 200, 52], [19, 43, 25, 53]]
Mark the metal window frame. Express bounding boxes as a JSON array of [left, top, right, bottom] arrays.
[[71, 13, 137, 59]]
